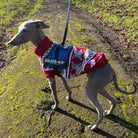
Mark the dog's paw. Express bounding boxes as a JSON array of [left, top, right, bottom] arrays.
[[85, 124, 98, 131], [51, 104, 57, 110], [105, 110, 111, 116]]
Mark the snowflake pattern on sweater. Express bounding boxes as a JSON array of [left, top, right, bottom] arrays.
[[34, 36, 108, 79]]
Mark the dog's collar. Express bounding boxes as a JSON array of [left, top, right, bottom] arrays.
[[34, 36, 53, 58]]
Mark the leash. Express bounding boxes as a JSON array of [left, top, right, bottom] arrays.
[[54, 0, 71, 76], [61, 0, 71, 46]]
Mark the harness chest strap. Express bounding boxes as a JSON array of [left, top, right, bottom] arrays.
[[54, 44, 62, 76]]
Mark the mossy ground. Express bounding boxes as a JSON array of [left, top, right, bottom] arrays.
[[0, 45, 49, 137], [0, 0, 137, 137]]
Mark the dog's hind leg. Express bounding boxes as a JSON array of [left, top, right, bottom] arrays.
[[85, 86, 105, 130], [60, 78, 72, 101], [99, 89, 117, 115]]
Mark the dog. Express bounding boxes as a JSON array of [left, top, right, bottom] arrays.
[[7, 19, 136, 130]]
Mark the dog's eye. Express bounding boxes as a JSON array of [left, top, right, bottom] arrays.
[[23, 28, 27, 32]]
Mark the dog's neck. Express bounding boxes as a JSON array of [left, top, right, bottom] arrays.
[[33, 32, 53, 58], [31, 30, 46, 46]]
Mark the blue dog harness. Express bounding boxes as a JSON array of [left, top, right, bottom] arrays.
[[43, 44, 73, 71]]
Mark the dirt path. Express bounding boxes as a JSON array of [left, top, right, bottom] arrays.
[[70, 6, 138, 83], [0, 0, 137, 137]]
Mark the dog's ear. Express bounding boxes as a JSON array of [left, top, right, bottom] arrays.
[[34, 20, 50, 29]]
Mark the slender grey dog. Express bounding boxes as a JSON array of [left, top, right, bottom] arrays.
[[7, 19, 136, 130]]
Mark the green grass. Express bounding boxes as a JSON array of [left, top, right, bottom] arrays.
[[0, 45, 50, 137], [0, 0, 44, 63], [0, 1, 46, 136], [63, 0, 138, 41], [0, 0, 43, 33], [0, 0, 137, 137]]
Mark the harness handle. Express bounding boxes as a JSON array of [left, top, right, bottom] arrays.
[[61, 0, 71, 46]]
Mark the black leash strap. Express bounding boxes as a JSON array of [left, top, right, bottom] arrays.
[[61, 0, 71, 46]]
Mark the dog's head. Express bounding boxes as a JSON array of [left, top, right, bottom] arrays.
[[7, 19, 49, 46]]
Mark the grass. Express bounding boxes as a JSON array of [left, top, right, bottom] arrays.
[[63, 0, 138, 42], [0, 1, 46, 137], [0, 45, 50, 137], [0, 0, 137, 137], [0, 0, 44, 64], [0, 0, 43, 33]]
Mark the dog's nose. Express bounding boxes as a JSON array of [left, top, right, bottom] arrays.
[[7, 40, 13, 45], [7, 39, 16, 46]]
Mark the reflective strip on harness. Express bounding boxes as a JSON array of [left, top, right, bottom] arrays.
[[43, 44, 73, 69]]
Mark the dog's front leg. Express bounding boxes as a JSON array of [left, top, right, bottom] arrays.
[[48, 77, 59, 110], [60, 77, 72, 101]]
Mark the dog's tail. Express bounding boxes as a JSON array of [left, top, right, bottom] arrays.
[[113, 72, 137, 94]]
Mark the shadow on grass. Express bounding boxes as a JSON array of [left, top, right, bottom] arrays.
[[58, 99, 138, 135], [39, 98, 138, 137], [106, 114, 138, 134], [70, 99, 138, 133], [70, 99, 97, 113], [56, 108, 117, 138]]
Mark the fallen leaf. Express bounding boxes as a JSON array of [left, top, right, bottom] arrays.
[[105, 7, 108, 11], [11, 34, 14, 38], [96, 15, 101, 19], [102, 3, 105, 7]]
